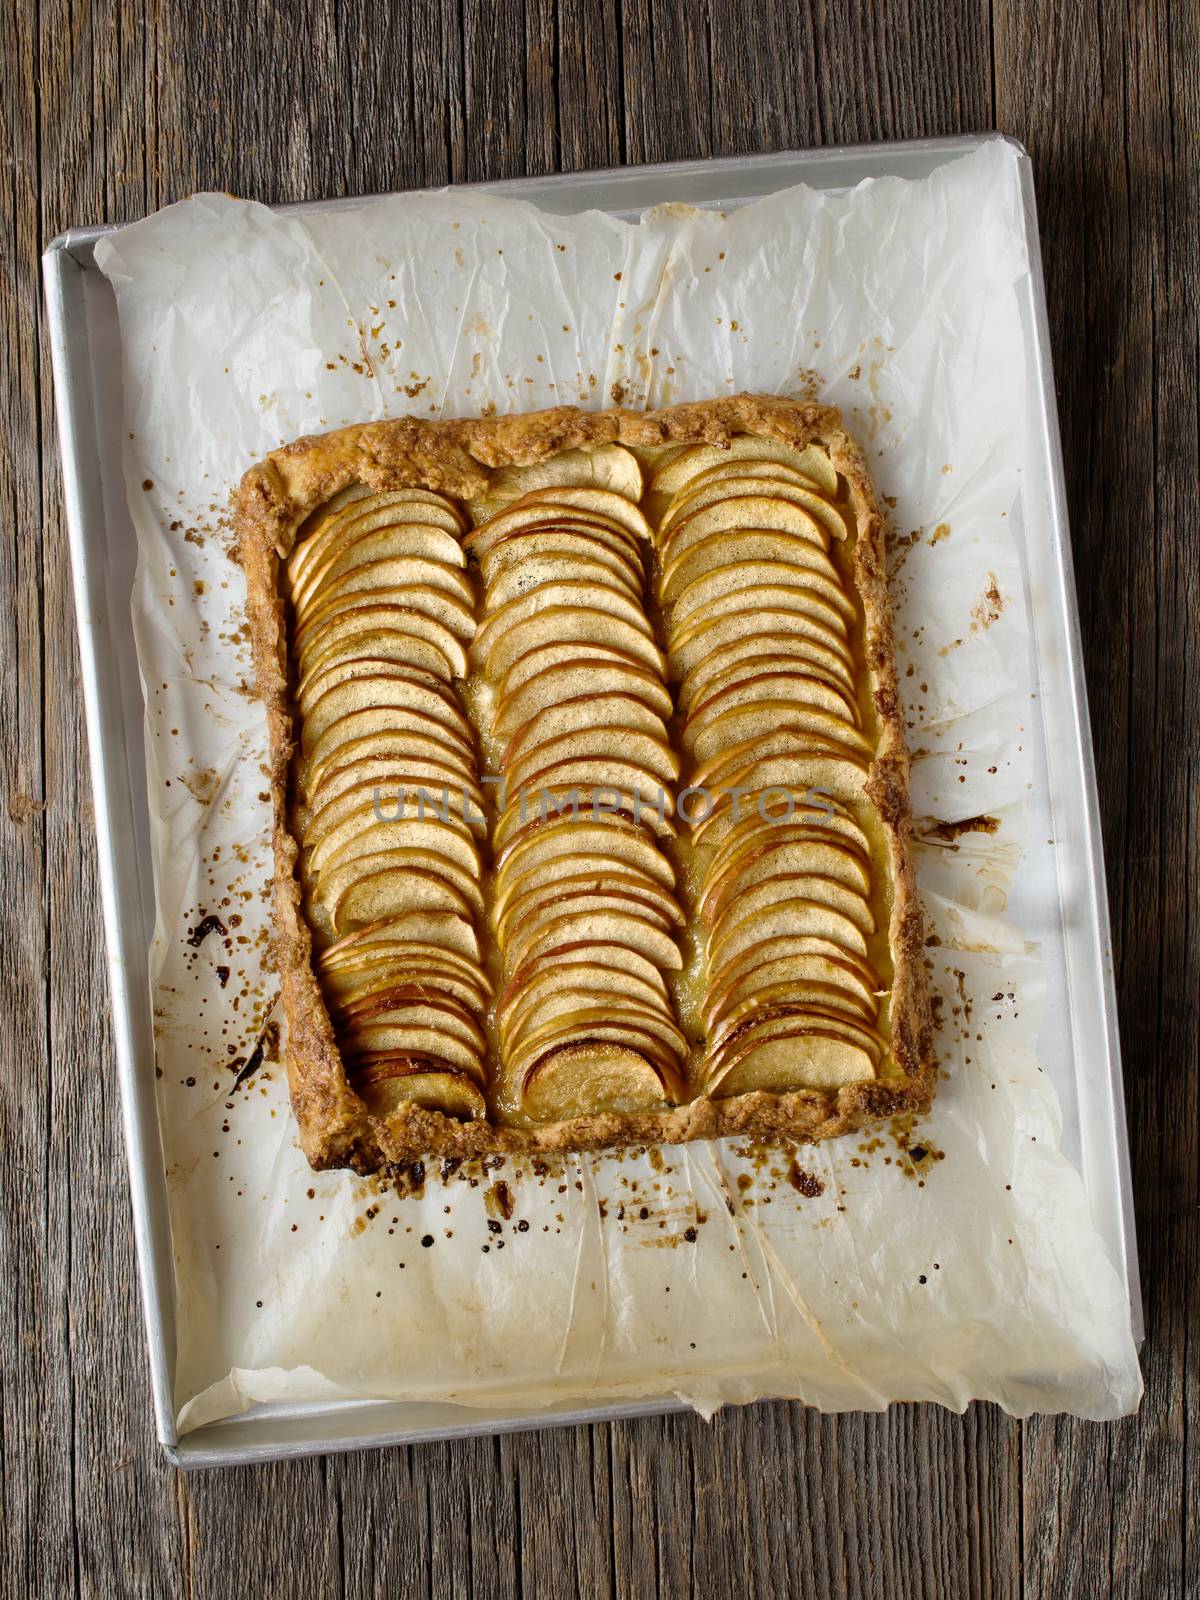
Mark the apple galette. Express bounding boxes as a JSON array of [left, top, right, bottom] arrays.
[[237, 394, 935, 1171]]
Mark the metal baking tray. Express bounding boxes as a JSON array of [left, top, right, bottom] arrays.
[[43, 133, 1141, 1469]]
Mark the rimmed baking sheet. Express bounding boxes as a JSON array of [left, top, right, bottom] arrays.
[[44, 134, 1141, 1468]]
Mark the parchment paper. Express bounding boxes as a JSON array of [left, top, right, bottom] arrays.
[[95, 139, 1142, 1431]]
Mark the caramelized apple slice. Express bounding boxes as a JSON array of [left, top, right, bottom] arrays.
[[649, 437, 838, 499], [515, 1042, 667, 1121], [514, 486, 652, 541], [704, 957, 881, 1032], [700, 835, 871, 926], [467, 444, 643, 520], [297, 605, 469, 680], [293, 522, 466, 612], [669, 559, 856, 628], [659, 529, 842, 606], [318, 909, 482, 967], [688, 703, 872, 767], [509, 910, 684, 979], [485, 552, 641, 608], [706, 1032, 875, 1097], [495, 660, 674, 739], [353, 1059, 487, 1122], [495, 870, 684, 947], [479, 607, 668, 683], [493, 815, 678, 904], [497, 960, 671, 1038], [294, 584, 476, 648]]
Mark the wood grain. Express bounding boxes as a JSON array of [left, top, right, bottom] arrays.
[[2, 0, 1191, 1594]]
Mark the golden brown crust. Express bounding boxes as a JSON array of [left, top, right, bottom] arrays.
[[237, 394, 937, 1172]]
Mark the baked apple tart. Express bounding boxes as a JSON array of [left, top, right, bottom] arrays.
[[237, 394, 935, 1170]]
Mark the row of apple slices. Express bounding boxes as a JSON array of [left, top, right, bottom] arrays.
[[465, 454, 691, 1124], [286, 484, 493, 1122], [649, 439, 890, 1097]]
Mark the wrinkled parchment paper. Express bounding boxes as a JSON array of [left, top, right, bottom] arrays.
[[96, 140, 1142, 1432]]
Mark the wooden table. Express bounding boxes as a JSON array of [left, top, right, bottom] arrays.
[[3, 2, 1194, 1594]]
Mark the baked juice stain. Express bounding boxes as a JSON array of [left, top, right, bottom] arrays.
[[231, 1017, 280, 1088], [924, 814, 1001, 844], [485, 1180, 515, 1221], [187, 913, 228, 948], [787, 1160, 824, 1198]]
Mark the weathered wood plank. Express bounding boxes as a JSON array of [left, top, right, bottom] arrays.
[[2, 0, 1189, 1595], [995, 0, 1197, 1591]]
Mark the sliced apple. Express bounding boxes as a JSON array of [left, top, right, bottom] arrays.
[[304, 756, 486, 829], [468, 443, 643, 520], [504, 991, 681, 1060], [303, 727, 478, 799], [473, 581, 654, 668], [310, 803, 480, 877], [709, 899, 871, 980], [690, 729, 870, 798], [296, 555, 475, 623], [298, 634, 460, 699], [660, 477, 851, 548], [294, 583, 477, 647], [659, 497, 833, 572], [324, 956, 490, 1013], [505, 721, 679, 794], [319, 909, 482, 966], [707, 931, 880, 1002], [671, 583, 850, 648], [352, 1061, 487, 1122], [649, 436, 838, 499], [503, 755, 674, 814], [293, 521, 467, 613], [493, 814, 677, 897], [514, 486, 652, 541], [668, 558, 856, 629], [689, 703, 872, 768], [331, 863, 484, 937], [708, 874, 876, 952], [345, 1009, 484, 1066], [680, 458, 824, 495], [495, 658, 673, 738], [465, 503, 644, 564], [708, 1003, 888, 1071], [690, 772, 868, 854], [706, 1032, 875, 1098], [680, 633, 858, 712], [481, 607, 668, 684], [497, 940, 669, 1014], [517, 1041, 668, 1121], [338, 989, 487, 1048], [301, 672, 474, 755], [704, 956, 880, 1031], [289, 488, 466, 588], [508, 1009, 687, 1079], [297, 605, 471, 681], [659, 528, 843, 606], [685, 667, 860, 737], [313, 849, 484, 937], [485, 552, 642, 609], [479, 525, 645, 593], [701, 836, 871, 923], [496, 870, 683, 949], [508, 910, 683, 978], [305, 706, 475, 793], [504, 889, 677, 973], [497, 960, 670, 1036], [669, 608, 854, 685]]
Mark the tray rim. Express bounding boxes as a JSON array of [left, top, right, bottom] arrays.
[[41, 129, 1141, 1469]]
